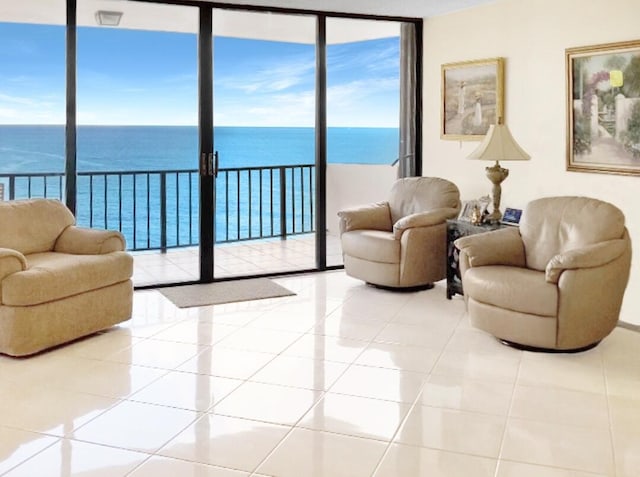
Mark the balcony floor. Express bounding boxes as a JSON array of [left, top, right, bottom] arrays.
[[132, 233, 343, 286]]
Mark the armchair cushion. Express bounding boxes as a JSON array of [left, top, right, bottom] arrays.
[[0, 199, 75, 255], [341, 230, 399, 263], [338, 202, 391, 233], [545, 238, 629, 283], [2, 251, 133, 307], [455, 227, 525, 268], [388, 177, 460, 224], [520, 196, 626, 271], [55, 226, 126, 255], [464, 265, 558, 317], [392, 207, 459, 239]]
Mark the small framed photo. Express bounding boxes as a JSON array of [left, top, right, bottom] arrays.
[[458, 201, 476, 222], [458, 197, 491, 223], [501, 207, 522, 226], [477, 195, 491, 216]]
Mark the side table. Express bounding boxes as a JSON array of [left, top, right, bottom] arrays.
[[446, 219, 506, 299]]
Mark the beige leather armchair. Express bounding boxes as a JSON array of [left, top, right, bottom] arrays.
[[455, 196, 631, 351], [0, 199, 133, 356], [338, 177, 460, 289]]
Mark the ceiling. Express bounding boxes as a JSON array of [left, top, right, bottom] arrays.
[[208, 0, 498, 18], [1, 0, 498, 44], [199, 0, 496, 18]]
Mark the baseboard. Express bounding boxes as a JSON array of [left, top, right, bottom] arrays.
[[617, 321, 640, 333]]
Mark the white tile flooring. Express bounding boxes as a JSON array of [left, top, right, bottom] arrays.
[[1, 271, 640, 476], [132, 233, 343, 286]]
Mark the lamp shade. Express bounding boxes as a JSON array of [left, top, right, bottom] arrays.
[[467, 124, 530, 161]]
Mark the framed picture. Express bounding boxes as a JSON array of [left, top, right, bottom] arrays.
[[458, 197, 490, 223], [501, 207, 522, 226], [441, 57, 505, 140], [566, 39, 640, 176], [457, 201, 476, 222], [477, 195, 491, 216]]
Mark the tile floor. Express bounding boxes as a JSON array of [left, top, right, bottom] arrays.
[[1, 271, 639, 476], [132, 233, 343, 286]]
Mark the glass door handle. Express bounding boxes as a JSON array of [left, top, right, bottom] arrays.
[[207, 152, 213, 176], [201, 152, 218, 177], [200, 152, 208, 176]]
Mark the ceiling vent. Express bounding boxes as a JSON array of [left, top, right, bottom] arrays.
[[95, 10, 123, 27]]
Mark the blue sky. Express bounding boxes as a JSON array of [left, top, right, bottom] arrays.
[[0, 22, 399, 127]]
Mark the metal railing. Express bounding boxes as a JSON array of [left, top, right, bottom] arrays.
[[0, 164, 315, 251]]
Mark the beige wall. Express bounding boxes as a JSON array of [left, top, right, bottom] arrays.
[[423, 0, 640, 325], [326, 163, 398, 235]]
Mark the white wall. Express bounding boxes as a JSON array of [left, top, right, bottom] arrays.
[[423, 0, 640, 325]]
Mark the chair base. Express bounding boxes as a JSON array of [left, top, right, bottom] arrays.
[[366, 282, 435, 292], [498, 338, 601, 354]]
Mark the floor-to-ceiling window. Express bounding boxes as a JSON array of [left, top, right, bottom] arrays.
[[211, 9, 317, 278], [0, 2, 66, 202], [1, 0, 421, 287], [76, 1, 201, 286], [325, 18, 404, 267]]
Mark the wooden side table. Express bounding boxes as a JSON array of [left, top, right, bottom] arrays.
[[446, 219, 506, 299]]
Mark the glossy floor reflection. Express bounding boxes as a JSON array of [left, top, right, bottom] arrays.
[[0, 271, 639, 476]]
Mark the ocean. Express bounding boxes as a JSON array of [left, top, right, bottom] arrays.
[[0, 125, 399, 173], [0, 125, 398, 248]]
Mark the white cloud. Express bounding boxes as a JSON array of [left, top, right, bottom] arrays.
[[214, 75, 399, 128], [0, 93, 37, 106], [328, 41, 399, 74], [0, 107, 18, 119], [215, 88, 315, 127], [218, 57, 315, 94], [327, 77, 398, 104], [0, 92, 64, 124]]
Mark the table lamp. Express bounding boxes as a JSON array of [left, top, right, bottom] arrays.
[[467, 121, 530, 223]]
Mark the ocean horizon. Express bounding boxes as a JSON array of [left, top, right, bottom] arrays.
[[0, 125, 398, 248], [0, 125, 399, 173]]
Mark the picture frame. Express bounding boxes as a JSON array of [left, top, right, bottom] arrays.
[[457, 201, 476, 222], [441, 57, 505, 140], [458, 196, 490, 223], [477, 195, 491, 216], [566, 39, 640, 176], [501, 207, 522, 226]]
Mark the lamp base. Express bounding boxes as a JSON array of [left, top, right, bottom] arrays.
[[485, 161, 509, 223]]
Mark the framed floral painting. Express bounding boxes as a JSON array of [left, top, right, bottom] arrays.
[[567, 39, 640, 175]]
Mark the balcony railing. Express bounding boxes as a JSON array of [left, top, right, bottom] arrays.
[[0, 164, 315, 251]]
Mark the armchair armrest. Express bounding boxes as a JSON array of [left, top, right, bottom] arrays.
[[545, 238, 629, 284], [393, 207, 459, 239], [54, 226, 126, 255], [337, 201, 392, 234], [454, 227, 525, 268], [0, 248, 28, 281]]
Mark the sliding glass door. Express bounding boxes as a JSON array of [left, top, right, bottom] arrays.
[[76, 1, 202, 286], [2, 0, 421, 287], [211, 9, 317, 278], [75, 2, 321, 285]]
